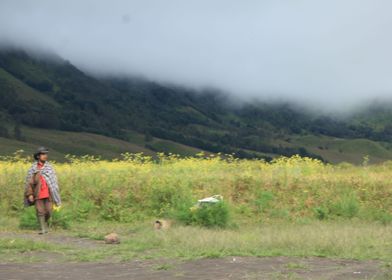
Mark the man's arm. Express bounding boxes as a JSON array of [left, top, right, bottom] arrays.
[[24, 170, 35, 202]]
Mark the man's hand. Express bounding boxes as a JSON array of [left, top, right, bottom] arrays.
[[53, 205, 62, 212], [28, 195, 34, 202]]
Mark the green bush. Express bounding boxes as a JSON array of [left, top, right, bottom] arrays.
[[314, 206, 329, 220], [19, 207, 39, 230], [98, 194, 146, 222], [177, 201, 230, 228], [148, 180, 193, 218], [254, 191, 274, 213], [50, 209, 71, 229], [330, 193, 360, 218], [100, 194, 122, 221], [72, 199, 95, 222]]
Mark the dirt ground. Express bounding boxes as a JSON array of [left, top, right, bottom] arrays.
[[1, 256, 391, 280], [1, 232, 391, 280]]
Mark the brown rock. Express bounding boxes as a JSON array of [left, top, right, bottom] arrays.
[[104, 233, 120, 244]]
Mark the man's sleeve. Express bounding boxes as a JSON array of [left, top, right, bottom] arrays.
[[24, 168, 34, 197], [51, 167, 62, 206]]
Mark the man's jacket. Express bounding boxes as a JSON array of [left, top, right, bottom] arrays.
[[24, 161, 61, 206]]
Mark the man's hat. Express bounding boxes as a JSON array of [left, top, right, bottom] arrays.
[[33, 146, 49, 160]]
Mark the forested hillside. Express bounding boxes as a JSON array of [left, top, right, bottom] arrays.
[[1, 48, 392, 163]]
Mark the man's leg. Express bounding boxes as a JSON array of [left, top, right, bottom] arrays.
[[35, 199, 47, 234], [44, 198, 52, 232]]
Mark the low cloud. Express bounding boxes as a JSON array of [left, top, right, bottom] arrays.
[[1, 0, 392, 111]]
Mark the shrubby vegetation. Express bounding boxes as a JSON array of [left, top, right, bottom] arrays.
[[1, 153, 392, 230]]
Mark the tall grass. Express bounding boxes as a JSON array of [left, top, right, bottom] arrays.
[[1, 153, 392, 226]]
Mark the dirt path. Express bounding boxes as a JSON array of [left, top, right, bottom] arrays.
[[1, 232, 390, 279], [1, 256, 390, 280]]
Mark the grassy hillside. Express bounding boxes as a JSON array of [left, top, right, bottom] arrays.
[[0, 68, 58, 105], [285, 135, 392, 164], [0, 126, 206, 161], [2, 48, 392, 164]]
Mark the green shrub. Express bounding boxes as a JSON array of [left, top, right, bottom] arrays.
[[330, 193, 360, 218], [72, 199, 95, 222], [100, 194, 122, 221], [19, 207, 39, 230], [50, 209, 71, 229], [254, 191, 274, 213], [177, 201, 230, 228], [314, 206, 329, 220], [149, 186, 177, 216], [148, 180, 192, 218], [98, 194, 146, 222]]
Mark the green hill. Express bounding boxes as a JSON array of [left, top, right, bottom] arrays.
[[0, 126, 206, 162], [1, 47, 392, 164]]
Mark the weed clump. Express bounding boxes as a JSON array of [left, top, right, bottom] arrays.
[[176, 201, 230, 228]]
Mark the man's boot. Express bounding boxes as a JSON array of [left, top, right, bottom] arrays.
[[38, 216, 47, 234]]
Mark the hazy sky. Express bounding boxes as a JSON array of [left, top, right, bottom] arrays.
[[1, 0, 392, 110]]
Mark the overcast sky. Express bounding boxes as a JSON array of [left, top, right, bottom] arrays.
[[1, 0, 392, 111]]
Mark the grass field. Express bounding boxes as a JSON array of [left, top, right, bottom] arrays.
[[1, 154, 392, 264], [1, 219, 392, 264]]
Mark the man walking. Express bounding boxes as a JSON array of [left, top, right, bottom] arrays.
[[24, 147, 61, 234]]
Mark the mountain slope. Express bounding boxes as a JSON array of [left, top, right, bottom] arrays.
[[0, 126, 209, 161], [1, 48, 392, 164]]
